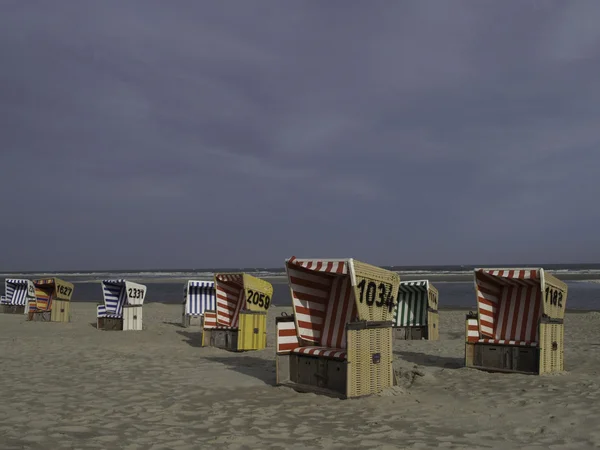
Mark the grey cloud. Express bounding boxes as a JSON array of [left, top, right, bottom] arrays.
[[1, 1, 599, 270]]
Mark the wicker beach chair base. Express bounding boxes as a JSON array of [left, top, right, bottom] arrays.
[[0, 305, 25, 314], [28, 311, 52, 322], [97, 317, 123, 331]]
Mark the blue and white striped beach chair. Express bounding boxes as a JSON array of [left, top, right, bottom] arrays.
[[182, 280, 216, 327], [1, 279, 36, 314], [97, 279, 147, 331]]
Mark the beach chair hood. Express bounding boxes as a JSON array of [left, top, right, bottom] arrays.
[[3, 279, 36, 305], [474, 268, 566, 345], [184, 280, 216, 315]]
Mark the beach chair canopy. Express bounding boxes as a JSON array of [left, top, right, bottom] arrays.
[[33, 277, 74, 311], [285, 257, 398, 350], [2, 279, 36, 306], [474, 268, 566, 346], [101, 279, 147, 317], [184, 280, 215, 316], [394, 280, 436, 327], [215, 274, 246, 328]]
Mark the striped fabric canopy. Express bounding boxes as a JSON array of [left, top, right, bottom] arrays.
[[394, 280, 429, 327], [184, 281, 215, 316], [285, 257, 356, 349], [2, 279, 35, 306], [475, 269, 543, 345], [215, 274, 245, 328], [34, 286, 53, 311], [100, 279, 128, 317]]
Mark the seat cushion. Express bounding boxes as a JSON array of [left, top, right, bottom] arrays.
[[292, 346, 347, 361], [477, 338, 538, 347]]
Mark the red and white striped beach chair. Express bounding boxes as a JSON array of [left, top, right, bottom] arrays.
[[465, 268, 567, 374], [202, 273, 273, 352], [27, 278, 74, 322], [276, 257, 401, 398]]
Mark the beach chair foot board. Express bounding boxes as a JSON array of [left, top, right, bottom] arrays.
[[29, 311, 52, 322], [346, 322, 393, 398], [123, 305, 142, 331], [97, 317, 124, 331], [539, 318, 564, 374], [50, 299, 71, 323], [0, 305, 25, 314], [428, 310, 439, 340]]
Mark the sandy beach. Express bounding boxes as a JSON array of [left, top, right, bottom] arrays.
[[1, 304, 600, 449]]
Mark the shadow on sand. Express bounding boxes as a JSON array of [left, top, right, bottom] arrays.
[[394, 350, 463, 369], [163, 320, 186, 328], [204, 355, 277, 386], [176, 330, 204, 347]]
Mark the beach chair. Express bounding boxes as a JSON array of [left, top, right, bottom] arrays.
[[182, 280, 216, 327], [97, 279, 147, 331], [27, 278, 74, 322], [276, 257, 401, 398], [202, 273, 272, 352], [392, 280, 439, 340], [0, 279, 36, 314], [465, 268, 567, 375]]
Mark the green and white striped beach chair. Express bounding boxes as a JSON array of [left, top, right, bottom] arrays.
[[392, 280, 439, 340]]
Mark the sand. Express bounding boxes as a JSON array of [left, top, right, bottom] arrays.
[[1, 305, 600, 449]]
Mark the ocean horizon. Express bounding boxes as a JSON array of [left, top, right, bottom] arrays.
[[2, 263, 599, 311]]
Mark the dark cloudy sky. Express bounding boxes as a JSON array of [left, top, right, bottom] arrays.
[[1, 1, 599, 271]]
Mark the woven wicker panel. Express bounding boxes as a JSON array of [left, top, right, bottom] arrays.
[[238, 311, 267, 351], [428, 284, 439, 310], [427, 310, 439, 341], [542, 272, 568, 319], [352, 260, 400, 322], [539, 322, 565, 374], [465, 343, 475, 367], [50, 299, 70, 323], [346, 326, 393, 398], [558, 323, 565, 371]]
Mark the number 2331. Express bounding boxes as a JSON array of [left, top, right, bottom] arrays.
[[128, 288, 144, 299]]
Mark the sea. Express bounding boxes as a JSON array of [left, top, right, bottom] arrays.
[[2, 263, 600, 310]]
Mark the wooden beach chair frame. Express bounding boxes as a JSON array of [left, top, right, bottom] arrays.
[[276, 257, 401, 399], [97, 279, 147, 331], [182, 280, 215, 327], [392, 280, 439, 340], [0, 279, 36, 315], [27, 277, 74, 322], [465, 268, 567, 375], [202, 273, 272, 352]]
